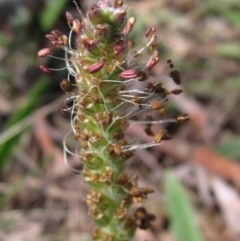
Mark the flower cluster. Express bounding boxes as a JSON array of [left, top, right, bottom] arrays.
[[38, 1, 188, 240]]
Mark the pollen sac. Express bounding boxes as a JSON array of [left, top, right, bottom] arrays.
[[113, 143, 122, 156], [72, 19, 82, 33], [145, 27, 156, 38], [65, 11, 73, 25], [154, 129, 171, 143], [176, 114, 189, 123], [114, 0, 123, 8], [37, 48, 51, 57], [137, 71, 147, 81], [123, 17, 136, 35], [167, 59, 174, 69], [146, 56, 159, 70], [119, 69, 137, 79], [87, 60, 105, 74], [134, 207, 156, 229], [60, 79, 74, 93], [169, 70, 181, 85], [39, 65, 52, 75], [114, 45, 125, 55], [170, 89, 183, 95]]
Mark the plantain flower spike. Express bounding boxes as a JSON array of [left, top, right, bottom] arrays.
[[39, 0, 188, 240]]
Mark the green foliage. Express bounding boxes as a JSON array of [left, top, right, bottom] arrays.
[[0, 77, 50, 170], [216, 43, 240, 60], [165, 171, 204, 241], [39, 0, 68, 30]]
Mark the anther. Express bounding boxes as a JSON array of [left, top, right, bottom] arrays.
[[169, 70, 181, 85], [72, 19, 82, 33], [114, 0, 123, 8], [114, 45, 125, 55], [154, 129, 171, 143], [37, 48, 51, 57], [132, 96, 143, 108], [87, 60, 105, 74], [60, 79, 74, 93], [39, 65, 52, 75], [113, 143, 122, 156], [119, 69, 137, 79], [146, 57, 159, 70], [123, 17, 136, 35], [167, 59, 174, 69], [137, 71, 147, 81], [145, 27, 156, 38], [170, 89, 183, 95], [65, 11, 73, 25], [176, 114, 189, 123]]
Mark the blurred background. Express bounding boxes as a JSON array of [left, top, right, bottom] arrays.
[[0, 0, 240, 241]]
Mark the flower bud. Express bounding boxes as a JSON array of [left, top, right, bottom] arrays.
[[88, 4, 103, 24], [95, 24, 110, 38]]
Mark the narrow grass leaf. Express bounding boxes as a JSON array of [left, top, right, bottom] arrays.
[[165, 171, 204, 241], [0, 77, 50, 170], [39, 0, 68, 30]]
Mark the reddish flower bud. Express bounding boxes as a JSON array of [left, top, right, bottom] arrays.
[[95, 24, 110, 38], [37, 48, 51, 57], [88, 4, 102, 24], [114, 45, 125, 55], [112, 9, 127, 25], [119, 69, 137, 79], [39, 65, 52, 75], [87, 60, 105, 74]]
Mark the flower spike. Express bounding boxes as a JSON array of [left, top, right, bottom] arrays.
[[38, 1, 187, 240]]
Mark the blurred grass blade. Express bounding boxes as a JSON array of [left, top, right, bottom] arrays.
[[39, 0, 68, 30], [165, 171, 204, 241], [0, 77, 50, 170], [216, 43, 240, 60]]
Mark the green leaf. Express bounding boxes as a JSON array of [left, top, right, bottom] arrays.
[[224, 10, 240, 27], [0, 77, 50, 170], [165, 171, 204, 241], [39, 0, 68, 30], [216, 43, 240, 60]]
